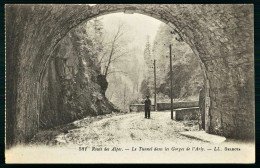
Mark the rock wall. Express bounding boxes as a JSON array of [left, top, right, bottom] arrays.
[[6, 6, 40, 146], [6, 4, 254, 148], [40, 29, 118, 129]]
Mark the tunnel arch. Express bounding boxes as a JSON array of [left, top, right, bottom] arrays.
[[36, 4, 210, 136], [6, 4, 254, 147], [38, 4, 200, 84]]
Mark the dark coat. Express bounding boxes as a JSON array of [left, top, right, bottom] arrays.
[[144, 99, 151, 109]]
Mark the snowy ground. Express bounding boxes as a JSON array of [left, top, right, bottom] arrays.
[[30, 111, 208, 147], [6, 111, 254, 163]]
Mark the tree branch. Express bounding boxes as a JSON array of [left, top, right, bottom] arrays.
[[104, 23, 125, 77], [100, 50, 130, 64], [99, 51, 109, 64]]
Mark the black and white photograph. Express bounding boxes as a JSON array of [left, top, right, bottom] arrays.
[[5, 4, 255, 163]]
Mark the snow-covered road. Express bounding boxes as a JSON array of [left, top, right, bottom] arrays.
[[13, 112, 254, 163], [43, 112, 208, 147]]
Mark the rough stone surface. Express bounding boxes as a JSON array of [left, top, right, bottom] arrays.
[[40, 29, 118, 129], [6, 4, 254, 147], [199, 87, 205, 130]]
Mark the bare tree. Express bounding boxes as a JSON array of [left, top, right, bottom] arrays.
[[100, 22, 130, 77]]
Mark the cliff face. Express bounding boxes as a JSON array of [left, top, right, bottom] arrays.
[[40, 27, 118, 129]]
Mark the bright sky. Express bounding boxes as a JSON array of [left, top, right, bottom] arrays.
[[99, 12, 164, 64], [101, 12, 163, 48]]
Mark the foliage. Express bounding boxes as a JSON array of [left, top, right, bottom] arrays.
[[141, 23, 204, 101]]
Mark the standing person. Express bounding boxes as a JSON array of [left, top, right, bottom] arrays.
[[144, 95, 151, 119]]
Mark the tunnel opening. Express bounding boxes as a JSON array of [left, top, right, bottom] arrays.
[[37, 11, 207, 132], [6, 4, 254, 148]]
